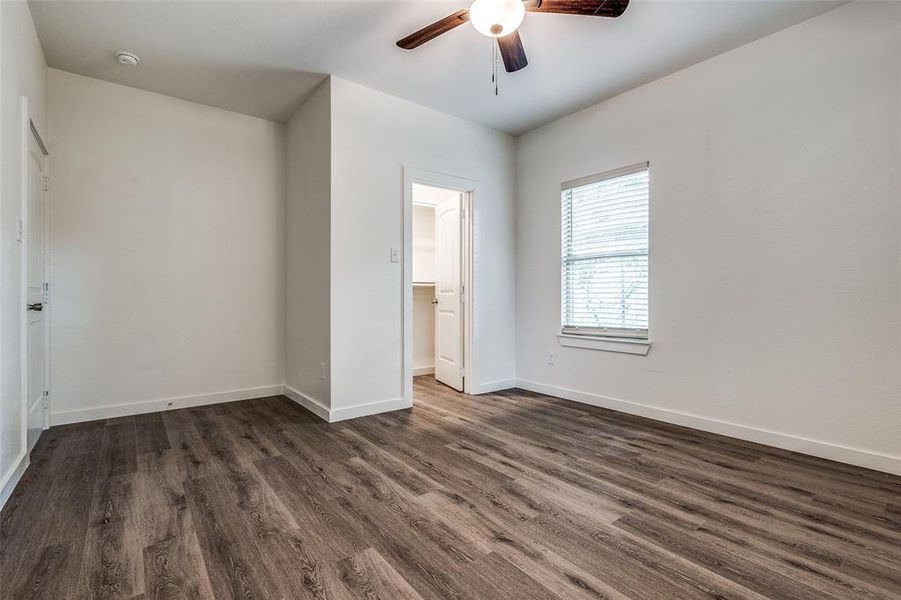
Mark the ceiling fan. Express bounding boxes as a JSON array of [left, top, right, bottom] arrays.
[[396, 0, 630, 73]]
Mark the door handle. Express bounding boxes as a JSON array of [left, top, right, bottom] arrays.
[[431, 298, 438, 305], [27, 303, 43, 312]]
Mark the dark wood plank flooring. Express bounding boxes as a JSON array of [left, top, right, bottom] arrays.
[[2, 377, 899, 599]]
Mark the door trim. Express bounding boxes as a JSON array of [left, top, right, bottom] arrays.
[[402, 167, 476, 406]]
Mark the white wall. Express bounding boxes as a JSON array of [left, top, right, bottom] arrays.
[[285, 80, 331, 409], [329, 77, 516, 411], [0, 0, 47, 504], [412, 287, 435, 374], [412, 203, 435, 284], [515, 2, 901, 474], [412, 203, 436, 373], [47, 69, 285, 423]]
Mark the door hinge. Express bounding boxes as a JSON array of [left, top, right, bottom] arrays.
[[42, 176, 50, 192], [42, 390, 49, 409], [43, 282, 49, 304]]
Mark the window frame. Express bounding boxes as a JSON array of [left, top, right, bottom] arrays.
[[560, 161, 650, 341]]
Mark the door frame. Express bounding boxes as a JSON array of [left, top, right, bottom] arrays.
[[20, 96, 51, 449], [402, 167, 476, 405]]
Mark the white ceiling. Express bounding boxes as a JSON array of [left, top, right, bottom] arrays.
[[29, 0, 843, 134], [413, 183, 460, 207]]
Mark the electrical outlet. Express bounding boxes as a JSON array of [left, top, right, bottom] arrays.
[[546, 351, 556, 365], [319, 361, 327, 380]]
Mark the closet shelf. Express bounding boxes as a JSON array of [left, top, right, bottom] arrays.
[[413, 281, 436, 287]]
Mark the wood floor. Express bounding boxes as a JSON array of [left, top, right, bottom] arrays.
[[1, 377, 899, 600]]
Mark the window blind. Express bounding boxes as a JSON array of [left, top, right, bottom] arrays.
[[561, 163, 649, 338]]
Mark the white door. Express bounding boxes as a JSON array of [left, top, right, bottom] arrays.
[[26, 130, 48, 451], [434, 193, 463, 391]]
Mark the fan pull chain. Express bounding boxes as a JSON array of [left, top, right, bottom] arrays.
[[492, 42, 498, 96]]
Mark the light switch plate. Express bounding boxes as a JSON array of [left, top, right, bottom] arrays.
[[390, 247, 400, 263]]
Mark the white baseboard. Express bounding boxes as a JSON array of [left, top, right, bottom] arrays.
[[330, 396, 412, 422], [282, 385, 330, 421], [516, 379, 901, 476], [48, 381, 415, 429], [413, 366, 435, 376], [0, 451, 29, 511], [50, 384, 285, 426], [283, 385, 412, 423], [472, 379, 517, 394]]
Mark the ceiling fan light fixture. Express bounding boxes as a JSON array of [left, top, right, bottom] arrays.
[[469, 0, 525, 38]]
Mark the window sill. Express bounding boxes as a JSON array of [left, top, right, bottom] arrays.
[[557, 333, 651, 356]]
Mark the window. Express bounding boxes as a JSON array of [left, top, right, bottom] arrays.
[[561, 163, 649, 339]]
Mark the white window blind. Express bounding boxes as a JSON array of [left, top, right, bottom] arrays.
[[561, 163, 649, 339]]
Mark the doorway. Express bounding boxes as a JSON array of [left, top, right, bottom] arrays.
[[403, 168, 475, 404], [23, 115, 50, 452], [412, 184, 465, 391]]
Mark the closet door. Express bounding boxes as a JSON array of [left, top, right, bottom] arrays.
[[434, 194, 463, 391]]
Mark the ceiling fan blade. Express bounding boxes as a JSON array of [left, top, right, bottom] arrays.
[[523, 0, 629, 17], [397, 9, 470, 50], [497, 30, 528, 73]]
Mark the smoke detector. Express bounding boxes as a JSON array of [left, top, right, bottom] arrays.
[[115, 51, 140, 66]]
